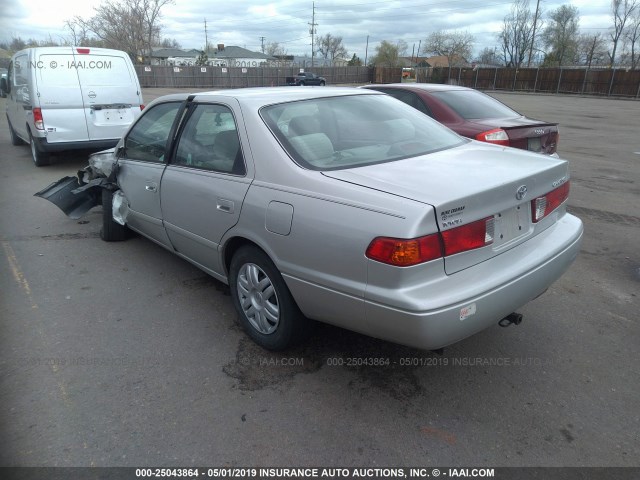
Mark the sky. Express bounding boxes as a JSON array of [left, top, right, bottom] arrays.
[[1, 0, 616, 60]]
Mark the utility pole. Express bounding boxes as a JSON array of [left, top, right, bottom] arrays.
[[204, 18, 209, 54], [309, 2, 318, 67], [260, 36, 266, 53], [365, 35, 369, 66], [527, 0, 541, 67]]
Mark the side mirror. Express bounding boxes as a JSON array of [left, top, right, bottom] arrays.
[[0, 77, 8, 95]]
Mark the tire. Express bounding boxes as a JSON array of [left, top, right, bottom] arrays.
[[100, 188, 128, 242], [319, 81, 326, 86], [229, 245, 311, 350], [29, 132, 50, 167], [299, 81, 305, 86], [7, 117, 25, 146]]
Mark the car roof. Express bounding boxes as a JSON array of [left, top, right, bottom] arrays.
[[367, 83, 473, 93], [153, 87, 382, 109]]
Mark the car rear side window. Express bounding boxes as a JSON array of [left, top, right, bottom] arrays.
[[374, 88, 433, 117], [124, 102, 182, 163], [431, 90, 519, 119], [173, 104, 246, 175]]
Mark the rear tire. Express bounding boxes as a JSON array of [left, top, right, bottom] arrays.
[[229, 245, 311, 350], [100, 188, 128, 242], [8, 117, 25, 146], [29, 133, 50, 167], [320, 81, 326, 86]]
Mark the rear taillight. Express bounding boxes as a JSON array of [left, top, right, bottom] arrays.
[[441, 216, 495, 256], [140, 104, 145, 111], [531, 181, 570, 222], [366, 234, 443, 267], [476, 128, 510, 146], [366, 217, 495, 267], [76, 48, 90, 54], [33, 108, 44, 130]]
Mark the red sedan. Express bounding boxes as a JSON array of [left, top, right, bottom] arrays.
[[364, 84, 559, 156]]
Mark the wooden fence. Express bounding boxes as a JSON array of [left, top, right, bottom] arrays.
[[134, 65, 374, 88], [415, 66, 640, 98]]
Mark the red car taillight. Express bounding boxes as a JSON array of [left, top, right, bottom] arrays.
[[366, 234, 443, 267], [140, 104, 145, 110], [33, 108, 44, 130], [476, 128, 510, 146], [531, 181, 570, 222], [441, 216, 495, 256], [76, 48, 90, 54], [366, 217, 495, 267]]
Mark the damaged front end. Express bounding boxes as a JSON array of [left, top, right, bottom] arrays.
[[34, 149, 119, 219]]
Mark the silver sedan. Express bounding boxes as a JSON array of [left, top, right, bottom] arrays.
[[37, 87, 583, 351]]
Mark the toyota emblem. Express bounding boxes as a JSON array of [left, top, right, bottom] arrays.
[[516, 185, 528, 200]]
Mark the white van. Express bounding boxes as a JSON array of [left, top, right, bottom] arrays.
[[1, 46, 144, 166]]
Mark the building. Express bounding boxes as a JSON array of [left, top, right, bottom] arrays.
[[150, 45, 274, 67]]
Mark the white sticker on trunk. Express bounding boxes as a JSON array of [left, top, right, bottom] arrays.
[[460, 303, 477, 321]]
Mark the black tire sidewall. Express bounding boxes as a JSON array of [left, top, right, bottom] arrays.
[[29, 133, 49, 167], [100, 188, 127, 242], [229, 246, 305, 350]]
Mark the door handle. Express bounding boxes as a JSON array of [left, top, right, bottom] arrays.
[[145, 183, 157, 192], [216, 198, 234, 214]]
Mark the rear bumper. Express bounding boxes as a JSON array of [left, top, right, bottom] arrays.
[[362, 213, 583, 349], [33, 135, 118, 153]]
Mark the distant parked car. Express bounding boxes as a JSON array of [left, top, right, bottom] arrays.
[[363, 84, 559, 156], [286, 72, 326, 86], [36, 87, 581, 351]]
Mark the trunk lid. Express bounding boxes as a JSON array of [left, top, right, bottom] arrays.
[[322, 142, 570, 274], [472, 117, 559, 155]]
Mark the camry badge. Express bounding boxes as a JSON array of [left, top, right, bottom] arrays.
[[516, 185, 528, 200]]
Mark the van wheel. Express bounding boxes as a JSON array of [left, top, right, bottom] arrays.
[[29, 133, 51, 167], [8, 117, 24, 146], [100, 188, 128, 242], [229, 245, 311, 350]]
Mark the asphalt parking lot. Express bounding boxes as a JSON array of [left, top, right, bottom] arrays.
[[0, 89, 638, 468]]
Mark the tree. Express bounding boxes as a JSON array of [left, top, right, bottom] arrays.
[[624, 7, 640, 68], [315, 34, 348, 61], [577, 33, 609, 68], [498, 0, 543, 67], [347, 53, 362, 66], [370, 40, 402, 67], [422, 30, 474, 67], [265, 42, 287, 57], [542, 4, 580, 66], [68, 0, 174, 63], [609, 0, 638, 66], [159, 38, 181, 49], [195, 51, 208, 66], [476, 47, 500, 65], [396, 40, 409, 57]]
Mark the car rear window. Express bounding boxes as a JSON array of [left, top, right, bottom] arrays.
[[431, 90, 520, 120], [261, 94, 465, 171]]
